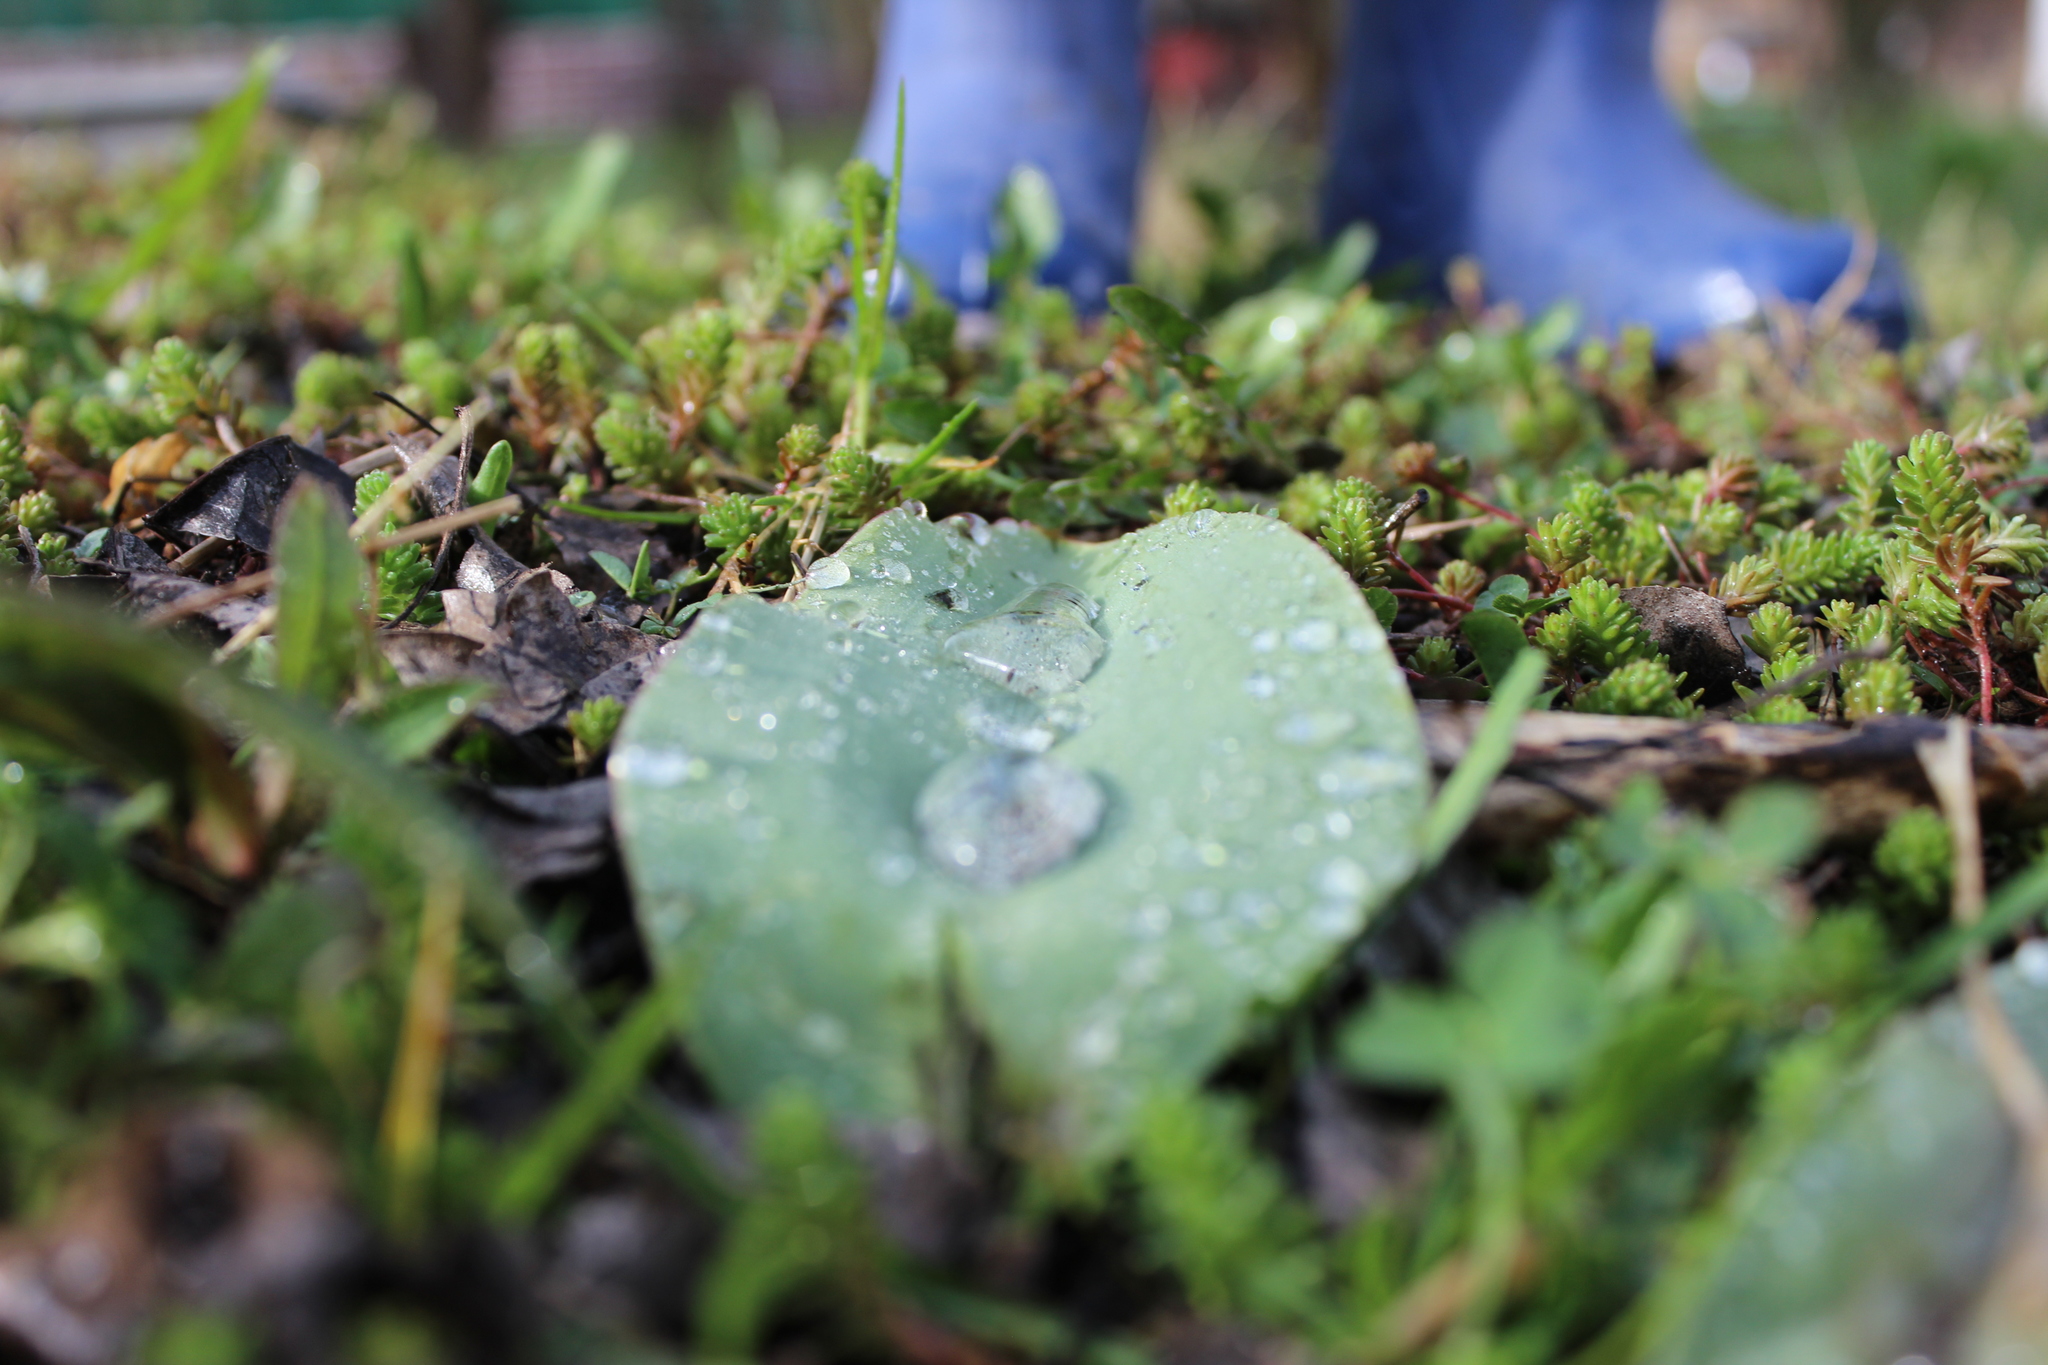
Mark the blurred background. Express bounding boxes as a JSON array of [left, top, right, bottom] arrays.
[[4, 0, 2048, 337]]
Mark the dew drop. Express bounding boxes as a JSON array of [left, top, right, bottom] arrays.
[[1183, 508, 1222, 535], [1251, 629, 1279, 653], [945, 512, 994, 546], [608, 745, 699, 787], [1276, 710, 1357, 747], [900, 499, 929, 520], [1317, 857, 1371, 901], [877, 559, 914, 584], [800, 1014, 850, 1054], [806, 557, 852, 590], [2020, 939, 2048, 986], [1317, 751, 1411, 800], [915, 752, 1105, 889], [871, 851, 918, 886], [1288, 618, 1338, 652], [943, 584, 1106, 699], [1071, 1017, 1121, 1065], [1244, 672, 1279, 700]]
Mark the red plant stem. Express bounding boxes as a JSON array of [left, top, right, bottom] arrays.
[[1390, 553, 1439, 593], [1427, 476, 1526, 528], [1392, 587, 1474, 613], [1967, 585, 1998, 723]]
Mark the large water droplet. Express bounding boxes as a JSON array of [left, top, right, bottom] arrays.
[[806, 557, 852, 589], [915, 751, 1105, 889], [943, 584, 1106, 698]]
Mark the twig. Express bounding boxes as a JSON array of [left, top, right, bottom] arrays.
[[1919, 720, 2048, 1357], [348, 419, 466, 539], [783, 280, 848, 392], [1725, 641, 1893, 717], [392, 409, 477, 626], [374, 390, 442, 437], [1400, 515, 1498, 543], [359, 496, 522, 555], [1384, 490, 1431, 557], [139, 569, 276, 626], [1921, 721, 2048, 1136], [168, 534, 232, 575], [17, 528, 47, 598], [212, 603, 277, 662], [340, 446, 403, 477]]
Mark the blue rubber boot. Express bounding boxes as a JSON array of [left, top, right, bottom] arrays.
[[1322, 0, 1912, 352], [854, 0, 1146, 310]]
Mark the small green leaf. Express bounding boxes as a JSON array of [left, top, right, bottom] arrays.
[[589, 549, 636, 594], [273, 480, 368, 707], [357, 682, 492, 763], [1108, 285, 1204, 361], [1461, 607, 1534, 689], [1474, 574, 1532, 615], [1365, 585, 1398, 630]]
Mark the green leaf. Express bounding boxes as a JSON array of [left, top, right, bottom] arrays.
[[397, 226, 433, 340], [1474, 574, 1532, 615], [1641, 961, 2048, 1365], [1421, 648, 1546, 867], [1364, 585, 1398, 631], [1342, 911, 1607, 1095], [613, 510, 1428, 1159], [356, 681, 493, 763], [79, 45, 282, 318], [1461, 607, 1533, 689], [1108, 285, 1204, 361], [589, 549, 636, 594], [272, 480, 368, 708], [538, 131, 631, 272], [491, 976, 688, 1225]]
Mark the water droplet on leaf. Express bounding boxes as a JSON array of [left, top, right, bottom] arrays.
[[1275, 710, 1357, 746], [944, 584, 1106, 698], [806, 557, 852, 589], [1288, 619, 1338, 652], [915, 751, 1105, 889]]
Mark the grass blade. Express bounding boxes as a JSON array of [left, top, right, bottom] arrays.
[[78, 45, 284, 318], [1419, 648, 1547, 869], [490, 976, 689, 1225]]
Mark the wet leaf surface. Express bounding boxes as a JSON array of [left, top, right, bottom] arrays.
[[613, 509, 1429, 1158]]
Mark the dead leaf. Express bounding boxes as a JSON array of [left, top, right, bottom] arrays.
[[101, 433, 192, 517]]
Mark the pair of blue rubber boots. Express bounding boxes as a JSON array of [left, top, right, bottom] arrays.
[[855, 0, 1910, 352]]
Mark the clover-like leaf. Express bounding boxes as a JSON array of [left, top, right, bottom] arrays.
[[612, 509, 1429, 1160]]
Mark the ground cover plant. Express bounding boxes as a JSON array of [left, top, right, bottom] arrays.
[[12, 52, 2048, 1365]]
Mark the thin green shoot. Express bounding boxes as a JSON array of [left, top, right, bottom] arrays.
[[1418, 648, 1546, 868], [848, 81, 906, 451]]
